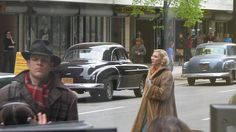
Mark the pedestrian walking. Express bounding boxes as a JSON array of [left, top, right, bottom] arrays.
[[131, 49, 177, 132], [223, 33, 232, 43], [176, 33, 184, 66], [167, 41, 175, 71], [0, 40, 78, 123], [130, 38, 146, 63], [185, 33, 193, 61]]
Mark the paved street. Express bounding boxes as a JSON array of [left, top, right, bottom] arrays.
[[75, 65, 236, 132], [58, 47, 236, 132]]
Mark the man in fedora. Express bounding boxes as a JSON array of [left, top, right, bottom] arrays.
[[0, 40, 78, 123]]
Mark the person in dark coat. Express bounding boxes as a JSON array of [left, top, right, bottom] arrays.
[[0, 40, 78, 123], [3, 30, 16, 73], [131, 49, 177, 132], [130, 38, 146, 63]]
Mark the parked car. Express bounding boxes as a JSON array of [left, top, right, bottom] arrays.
[[55, 42, 149, 100], [182, 42, 236, 85], [0, 73, 15, 88]]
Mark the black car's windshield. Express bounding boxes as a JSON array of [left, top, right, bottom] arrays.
[[195, 45, 226, 56], [63, 49, 104, 61]]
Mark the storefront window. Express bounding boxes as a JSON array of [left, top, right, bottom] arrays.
[[26, 15, 69, 58], [111, 17, 125, 45]]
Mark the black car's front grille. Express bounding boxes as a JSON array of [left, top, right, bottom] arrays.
[[73, 77, 88, 83]]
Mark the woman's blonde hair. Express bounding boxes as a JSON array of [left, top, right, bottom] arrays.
[[153, 49, 169, 66]]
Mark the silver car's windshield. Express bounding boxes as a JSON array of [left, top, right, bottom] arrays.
[[63, 49, 103, 61], [195, 45, 226, 56]]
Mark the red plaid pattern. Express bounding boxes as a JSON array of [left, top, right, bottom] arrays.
[[25, 72, 52, 109]]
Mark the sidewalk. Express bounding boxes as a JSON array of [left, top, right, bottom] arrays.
[[172, 63, 184, 80]]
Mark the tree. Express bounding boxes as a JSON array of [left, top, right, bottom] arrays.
[[131, 0, 204, 49], [131, 0, 203, 28]]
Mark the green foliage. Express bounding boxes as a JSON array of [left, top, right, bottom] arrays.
[[131, 0, 204, 28], [174, 0, 204, 27]]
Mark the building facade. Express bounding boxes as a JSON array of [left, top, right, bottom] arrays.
[[0, 0, 234, 71]]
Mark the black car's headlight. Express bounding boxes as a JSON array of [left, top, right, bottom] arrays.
[[91, 74, 96, 80]]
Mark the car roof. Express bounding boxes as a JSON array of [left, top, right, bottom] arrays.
[[197, 42, 236, 48], [67, 42, 123, 51]]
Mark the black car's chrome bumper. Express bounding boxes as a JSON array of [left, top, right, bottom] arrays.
[[181, 72, 230, 78], [64, 83, 104, 90]]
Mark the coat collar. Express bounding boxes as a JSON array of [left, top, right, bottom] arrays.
[[13, 70, 65, 108], [148, 66, 170, 79]]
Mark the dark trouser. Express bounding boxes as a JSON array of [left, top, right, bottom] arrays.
[[3, 51, 16, 73], [133, 55, 144, 64], [186, 48, 192, 61]]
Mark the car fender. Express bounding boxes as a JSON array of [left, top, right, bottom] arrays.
[[94, 65, 120, 84]]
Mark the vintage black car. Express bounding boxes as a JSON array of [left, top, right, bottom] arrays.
[[55, 42, 149, 100], [182, 42, 236, 85]]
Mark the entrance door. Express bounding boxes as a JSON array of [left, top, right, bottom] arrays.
[[136, 19, 155, 63]]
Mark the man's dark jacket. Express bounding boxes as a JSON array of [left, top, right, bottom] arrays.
[[0, 70, 78, 121]]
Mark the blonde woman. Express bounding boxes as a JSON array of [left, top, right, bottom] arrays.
[[131, 49, 177, 132]]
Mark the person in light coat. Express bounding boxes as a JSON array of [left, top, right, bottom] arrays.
[[131, 49, 177, 132]]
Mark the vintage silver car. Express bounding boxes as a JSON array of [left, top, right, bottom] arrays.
[[182, 42, 236, 85]]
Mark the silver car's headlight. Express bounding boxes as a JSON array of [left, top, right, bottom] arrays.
[[223, 60, 235, 71], [182, 62, 189, 73]]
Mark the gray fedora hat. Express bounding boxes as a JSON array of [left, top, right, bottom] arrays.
[[22, 40, 61, 66]]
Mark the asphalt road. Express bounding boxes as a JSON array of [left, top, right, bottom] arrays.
[[76, 79, 236, 132]]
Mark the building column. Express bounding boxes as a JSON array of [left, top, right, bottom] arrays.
[[233, 0, 236, 43], [18, 14, 24, 51], [124, 16, 130, 55]]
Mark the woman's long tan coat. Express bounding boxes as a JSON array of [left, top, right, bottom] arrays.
[[131, 66, 177, 132]]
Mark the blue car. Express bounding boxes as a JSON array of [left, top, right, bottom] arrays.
[[182, 42, 236, 85]]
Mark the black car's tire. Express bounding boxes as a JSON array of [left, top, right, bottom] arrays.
[[226, 72, 234, 85], [89, 91, 99, 98], [134, 78, 145, 97], [187, 78, 195, 86], [101, 80, 114, 101], [209, 78, 216, 84]]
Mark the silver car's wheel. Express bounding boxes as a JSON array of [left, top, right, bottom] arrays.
[[210, 78, 216, 84], [101, 80, 113, 101], [134, 78, 145, 97], [187, 78, 195, 86], [226, 72, 234, 85]]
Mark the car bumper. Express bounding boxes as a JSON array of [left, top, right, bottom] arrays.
[[64, 83, 104, 91], [181, 72, 230, 78]]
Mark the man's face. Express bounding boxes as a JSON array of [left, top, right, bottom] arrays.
[[27, 54, 54, 80], [6, 32, 12, 38]]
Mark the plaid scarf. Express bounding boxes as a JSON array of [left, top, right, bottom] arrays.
[[25, 72, 52, 110]]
